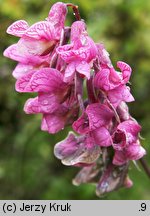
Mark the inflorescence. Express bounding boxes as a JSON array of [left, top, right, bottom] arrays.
[[3, 2, 146, 196]]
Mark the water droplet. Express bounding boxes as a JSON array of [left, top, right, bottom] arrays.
[[42, 100, 49, 105]]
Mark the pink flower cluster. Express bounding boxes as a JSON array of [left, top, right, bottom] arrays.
[[4, 2, 146, 196]]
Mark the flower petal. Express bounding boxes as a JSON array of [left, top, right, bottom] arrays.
[[54, 132, 101, 166], [12, 63, 34, 79], [76, 61, 91, 79], [73, 164, 100, 186], [57, 21, 97, 64], [118, 120, 141, 141], [24, 21, 55, 40], [112, 129, 127, 150], [41, 117, 49, 132], [3, 44, 25, 63], [16, 68, 65, 93], [96, 43, 112, 67], [7, 20, 29, 37], [94, 68, 121, 91], [64, 62, 75, 83], [27, 68, 65, 92], [42, 114, 65, 134], [38, 92, 61, 114], [72, 112, 89, 134], [125, 143, 146, 160], [113, 150, 128, 165], [15, 71, 34, 92], [24, 97, 41, 114], [117, 61, 132, 83], [70, 21, 86, 43], [86, 103, 114, 130], [108, 85, 134, 108], [117, 102, 130, 121], [92, 127, 112, 147], [62, 145, 101, 166], [47, 2, 67, 37], [54, 132, 80, 160], [3, 42, 49, 64], [96, 163, 128, 196]]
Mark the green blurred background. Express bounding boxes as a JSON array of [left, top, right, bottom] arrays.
[[0, 0, 150, 199]]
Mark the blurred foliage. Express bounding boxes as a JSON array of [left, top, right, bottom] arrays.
[[0, 0, 150, 199]]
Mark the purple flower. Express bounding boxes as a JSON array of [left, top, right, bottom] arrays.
[[96, 43, 112, 68], [112, 120, 146, 165], [3, 2, 67, 78], [15, 68, 67, 93], [117, 101, 130, 121], [54, 132, 101, 166], [23, 68, 79, 133], [56, 21, 98, 82], [94, 61, 134, 107], [73, 103, 114, 147], [3, 1, 146, 196]]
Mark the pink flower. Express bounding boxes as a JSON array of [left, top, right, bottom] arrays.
[[24, 95, 78, 134], [96, 163, 129, 196], [15, 68, 67, 93], [96, 43, 112, 68], [3, 1, 146, 196], [112, 120, 146, 165], [94, 61, 134, 107], [73, 103, 114, 147], [23, 69, 79, 134], [57, 21, 98, 82], [117, 102, 130, 121], [54, 132, 101, 166], [3, 2, 67, 78]]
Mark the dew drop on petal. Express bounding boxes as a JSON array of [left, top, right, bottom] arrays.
[[42, 100, 49, 105]]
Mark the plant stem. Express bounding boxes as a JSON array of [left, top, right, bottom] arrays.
[[139, 158, 150, 179], [86, 76, 97, 103], [67, 3, 81, 21]]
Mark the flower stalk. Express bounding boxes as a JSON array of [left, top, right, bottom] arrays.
[[67, 3, 81, 20], [139, 158, 150, 178]]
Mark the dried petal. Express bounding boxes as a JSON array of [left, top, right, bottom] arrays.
[[62, 145, 101, 166], [96, 163, 128, 196], [54, 132, 79, 159], [73, 164, 100, 186]]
